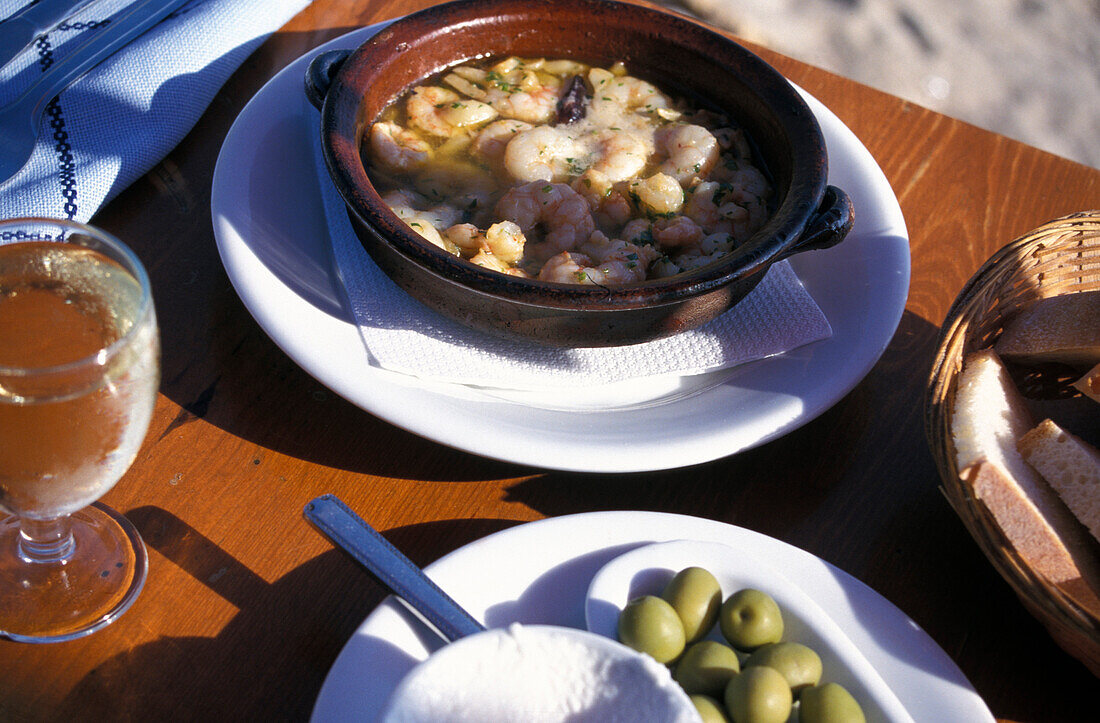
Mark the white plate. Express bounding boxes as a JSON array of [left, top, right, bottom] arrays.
[[310, 511, 992, 722], [211, 25, 910, 472], [586, 540, 913, 722]]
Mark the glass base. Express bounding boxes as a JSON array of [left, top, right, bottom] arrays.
[[0, 502, 147, 643]]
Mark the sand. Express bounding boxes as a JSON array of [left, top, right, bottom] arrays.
[[660, 0, 1100, 169]]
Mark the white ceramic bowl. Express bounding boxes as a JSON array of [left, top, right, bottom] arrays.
[[376, 623, 700, 722]]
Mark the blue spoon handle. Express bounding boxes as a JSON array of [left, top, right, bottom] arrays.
[[303, 494, 486, 642]]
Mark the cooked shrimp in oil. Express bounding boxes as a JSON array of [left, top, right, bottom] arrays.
[[364, 56, 772, 284]]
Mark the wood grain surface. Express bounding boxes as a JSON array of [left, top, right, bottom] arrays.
[[1, 1, 1097, 720]]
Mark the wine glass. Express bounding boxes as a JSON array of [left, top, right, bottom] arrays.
[[0, 218, 159, 643]]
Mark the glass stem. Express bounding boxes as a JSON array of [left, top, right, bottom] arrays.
[[17, 515, 76, 563]]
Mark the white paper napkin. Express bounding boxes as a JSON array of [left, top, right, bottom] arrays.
[[312, 109, 833, 393], [0, 0, 311, 222]]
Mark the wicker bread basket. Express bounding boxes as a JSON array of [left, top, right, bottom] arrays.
[[926, 211, 1100, 676]]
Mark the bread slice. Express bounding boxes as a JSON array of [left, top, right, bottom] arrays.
[[953, 350, 1100, 615], [1018, 419, 1100, 544], [953, 349, 1036, 475], [993, 290, 1100, 366], [1074, 362, 1100, 403]]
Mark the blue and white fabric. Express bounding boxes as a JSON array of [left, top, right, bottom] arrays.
[[0, 0, 311, 222]]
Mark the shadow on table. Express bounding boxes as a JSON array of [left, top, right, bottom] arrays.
[[55, 507, 520, 720]]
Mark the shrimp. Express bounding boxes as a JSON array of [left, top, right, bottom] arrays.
[[651, 215, 704, 250], [538, 251, 597, 284], [383, 190, 463, 254], [580, 231, 660, 272], [495, 181, 596, 258], [443, 221, 526, 264], [723, 185, 769, 241], [472, 119, 533, 171], [629, 173, 685, 217], [380, 189, 426, 209], [492, 83, 561, 124], [588, 68, 671, 118], [444, 223, 484, 255], [684, 181, 737, 234], [382, 189, 461, 230], [649, 256, 684, 278], [673, 251, 725, 272], [406, 86, 497, 138], [655, 124, 720, 186], [713, 126, 753, 160], [571, 169, 633, 231], [444, 60, 562, 124], [591, 258, 649, 284], [462, 250, 522, 276], [369, 121, 432, 173], [539, 243, 649, 285], [710, 161, 770, 200], [619, 218, 654, 245], [685, 179, 768, 240], [699, 232, 737, 256], [583, 131, 650, 183], [391, 211, 451, 253], [483, 221, 527, 263], [503, 126, 582, 183]]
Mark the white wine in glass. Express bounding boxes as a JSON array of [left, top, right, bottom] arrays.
[[0, 218, 159, 643]]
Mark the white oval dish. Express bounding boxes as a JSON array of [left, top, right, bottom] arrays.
[[310, 512, 992, 722], [586, 540, 914, 723], [210, 23, 910, 473]]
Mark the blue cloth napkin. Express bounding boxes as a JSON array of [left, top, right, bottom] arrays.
[[0, 0, 311, 222]]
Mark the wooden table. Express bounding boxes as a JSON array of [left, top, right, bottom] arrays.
[[2, 1, 1098, 720]]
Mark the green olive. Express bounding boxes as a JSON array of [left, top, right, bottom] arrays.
[[798, 683, 866, 723], [744, 641, 822, 694], [617, 595, 686, 664], [724, 666, 793, 723], [690, 694, 731, 723], [662, 566, 722, 642], [719, 589, 784, 651], [674, 640, 741, 695]]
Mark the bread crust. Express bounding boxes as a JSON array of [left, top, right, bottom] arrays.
[[953, 350, 1100, 618], [964, 460, 1100, 619], [993, 290, 1100, 366], [1018, 419, 1100, 544]]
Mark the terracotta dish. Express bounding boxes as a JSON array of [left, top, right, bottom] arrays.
[[306, 0, 853, 347]]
